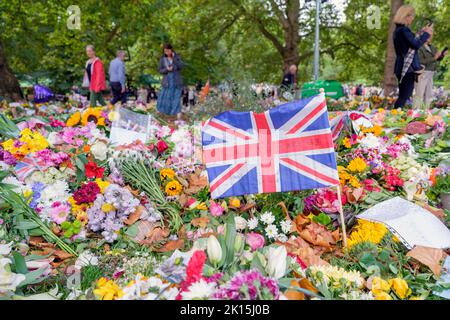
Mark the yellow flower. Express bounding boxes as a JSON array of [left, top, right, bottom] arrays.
[[165, 180, 183, 196], [342, 137, 352, 148], [389, 278, 411, 299], [229, 197, 241, 208], [347, 157, 367, 173], [94, 277, 123, 300], [81, 108, 106, 126], [66, 112, 81, 127], [374, 291, 393, 300], [371, 277, 391, 295], [95, 178, 110, 193], [196, 202, 208, 210], [75, 211, 88, 226], [348, 175, 361, 188], [391, 109, 398, 115], [364, 108, 371, 114], [347, 220, 388, 249], [160, 168, 176, 180], [101, 203, 115, 213]]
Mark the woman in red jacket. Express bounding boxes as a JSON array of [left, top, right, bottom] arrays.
[[82, 45, 106, 107]]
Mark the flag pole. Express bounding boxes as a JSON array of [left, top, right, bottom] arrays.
[[336, 184, 348, 248]]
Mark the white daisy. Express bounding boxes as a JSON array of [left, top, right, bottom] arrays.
[[260, 211, 275, 225], [181, 279, 216, 300], [280, 220, 292, 234], [247, 217, 258, 230], [265, 224, 278, 239]]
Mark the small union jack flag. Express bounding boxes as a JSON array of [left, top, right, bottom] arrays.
[[15, 155, 47, 181], [202, 94, 339, 199]]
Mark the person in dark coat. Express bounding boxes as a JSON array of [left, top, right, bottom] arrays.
[[392, 5, 432, 108], [281, 64, 297, 91], [156, 43, 184, 117]]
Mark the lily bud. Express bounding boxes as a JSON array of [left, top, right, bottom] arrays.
[[265, 246, 287, 279], [207, 235, 222, 264]]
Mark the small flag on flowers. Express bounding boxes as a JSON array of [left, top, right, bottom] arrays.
[[15, 155, 47, 181], [202, 94, 340, 199]]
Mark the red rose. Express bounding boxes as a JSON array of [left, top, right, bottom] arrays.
[[156, 140, 169, 154], [85, 161, 105, 179]]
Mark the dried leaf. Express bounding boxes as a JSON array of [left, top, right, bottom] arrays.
[[238, 203, 256, 213], [346, 187, 365, 204], [299, 278, 319, 293], [153, 239, 184, 252], [124, 205, 144, 225], [299, 222, 336, 248], [283, 237, 329, 267], [294, 214, 310, 232], [53, 249, 73, 261], [142, 227, 170, 245], [284, 280, 305, 300], [191, 216, 210, 228], [407, 246, 446, 276], [133, 221, 158, 242]]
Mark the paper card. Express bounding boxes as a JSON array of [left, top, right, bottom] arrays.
[[357, 197, 450, 249], [433, 256, 450, 299], [110, 107, 152, 146]]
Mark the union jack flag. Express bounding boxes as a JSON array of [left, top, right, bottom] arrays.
[[202, 94, 339, 199], [15, 155, 47, 181]]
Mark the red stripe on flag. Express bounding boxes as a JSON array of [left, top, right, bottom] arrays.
[[281, 157, 339, 185], [208, 120, 252, 140], [287, 100, 326, 134], [210, 163, 245, 194], [253, 113, 276, 193], [278, 133, 334, 154]]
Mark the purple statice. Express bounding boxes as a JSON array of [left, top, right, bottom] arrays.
[[29, 182, 46, 209], [87, 184, 140, 242], [213, 270, 280, 300], [103, 184, 140, 216], [0, 148, 17, 166], [109, 167, 124, 185]]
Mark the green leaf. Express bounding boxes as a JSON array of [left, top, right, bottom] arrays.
[[12, 251, 28, 274], [15, 220, 40, 230], [19, 267, 48, 286], [125, 223, 139, 238]]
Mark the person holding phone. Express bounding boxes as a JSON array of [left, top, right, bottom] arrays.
[[156, 43, 184, 118], [414, 32, 448, 109], [392, 5, 432, 108]]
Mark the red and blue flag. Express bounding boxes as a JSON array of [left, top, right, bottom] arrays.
[[202, 94, 339, 199]]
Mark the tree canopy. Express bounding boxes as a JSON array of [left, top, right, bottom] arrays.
[[0, 0, 448, 95]]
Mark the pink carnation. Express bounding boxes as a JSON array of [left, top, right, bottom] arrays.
[[246, 232, 265, 251]]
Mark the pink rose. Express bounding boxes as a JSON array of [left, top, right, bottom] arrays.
[[246, 232, 265, 251], [209, 201, 224, 217]]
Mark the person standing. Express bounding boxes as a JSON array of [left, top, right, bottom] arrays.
[[281, 64, 298, 92], [413, 33, 448, 109], [83, 45, 106, 107], [392, 5, 432, 108], [157, 43, 184, 118], [188, 86, 195, 107], [109, 50, 127, 105]]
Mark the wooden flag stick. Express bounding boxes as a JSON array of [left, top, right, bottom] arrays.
[[336, 184, 348, 248]]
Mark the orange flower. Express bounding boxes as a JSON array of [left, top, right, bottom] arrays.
[[83, 145, 91, 153]]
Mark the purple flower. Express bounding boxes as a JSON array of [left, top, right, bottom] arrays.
[[0, 148, 17, 166], [213, 270, 279, 300]]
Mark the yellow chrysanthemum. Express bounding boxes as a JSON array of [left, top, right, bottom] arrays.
[[81, 108, 106, 126], [342, 137, 352, 148], [101, 203, 115, 213], [95, 178, 110, 194], [94, 278, 123, 300], [347, 157, 367, 173], [347, 220, 388, 249], [160, 168, 176, 180], [66, 112, 81, 127], [195, 202, 208, 210], [165, 180, 183, 196]]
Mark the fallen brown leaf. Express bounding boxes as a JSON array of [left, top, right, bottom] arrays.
[[153, 239, 184, 252], [299, 222, 336, 248], [284, 280, 305, 300], [294, 214, 310, 233], [191, 216, 210, 228], [407, 245, 447, 276], [142, 227, 170, 245], [124, 205, 144, 225]]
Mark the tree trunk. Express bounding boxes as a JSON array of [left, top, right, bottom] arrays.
[[383, 0, 403, 96], [0, 40, 22, 101]]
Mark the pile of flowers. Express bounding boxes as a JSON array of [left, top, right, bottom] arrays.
[[0, 96, 448, 301]]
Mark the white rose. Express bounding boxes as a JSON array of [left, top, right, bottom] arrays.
[[91, 141, 108, 161]]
